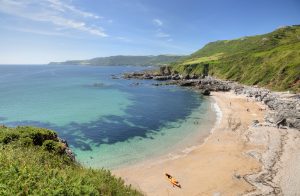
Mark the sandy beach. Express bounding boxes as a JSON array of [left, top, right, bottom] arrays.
[[114, 91, 300, 195]]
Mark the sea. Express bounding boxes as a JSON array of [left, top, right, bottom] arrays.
[[0, 65, 216, 169]]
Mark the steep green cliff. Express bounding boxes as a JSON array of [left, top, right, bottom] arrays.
[[171, 25, 300, 92]]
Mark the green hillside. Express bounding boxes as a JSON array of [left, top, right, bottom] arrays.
[[171, 25, 300, 92], [0, 126, 142, 196], [49, 55, 184, 66]]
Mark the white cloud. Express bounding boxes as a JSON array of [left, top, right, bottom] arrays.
[[46, 0, 102, 19], [156, 32, 170, 38], [153, 19, 163, 26], [0, 0, 107, 37], [152, 18, 172, 40], [7, 27, 67, 36], [116, 36, 132, 42]]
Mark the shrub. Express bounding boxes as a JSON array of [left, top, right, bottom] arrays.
[[19, 137, 33, 146], [0, 126, 142, 195], [42, 140, 64, 154]]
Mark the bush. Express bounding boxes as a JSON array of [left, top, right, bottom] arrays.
[[0, 126, 142, 195], [19, 137, 33, 146], [1, 133, 19, 144], [42, 140, 65, 154]]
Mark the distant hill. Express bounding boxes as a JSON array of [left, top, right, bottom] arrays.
[[49, 55, 185, 66], [171, 25, 300, 92]]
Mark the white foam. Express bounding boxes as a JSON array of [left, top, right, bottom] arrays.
[[162, 100, 224, 161], [212, 101, 222, 125]]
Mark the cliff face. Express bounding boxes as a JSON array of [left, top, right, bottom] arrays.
[[171, 25, 300, 92]]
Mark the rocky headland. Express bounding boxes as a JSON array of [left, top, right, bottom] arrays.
[[123, 68, 300, 130]]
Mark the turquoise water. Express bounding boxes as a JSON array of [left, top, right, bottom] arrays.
[[0, 65, 216, 169]]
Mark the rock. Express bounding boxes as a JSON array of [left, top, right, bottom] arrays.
[[58, 138, 75, 161], [191, 74, 199, 79], [122, 70, 300, 130], [111, 74, 119, 79], [232, 84, 299, 130], [201, 89, 210, 96], [152, 83, 160, 86], [252, 120, 260, 127], [183, 74, 190, 80], [143, 74, 153, 79], [130, 82, 141, 86], [171, 74, 181, 80], [153, 76, 172, 81], [178, 80, 196, 86], [93, 83, 105, 87], [159, 66, 171, 76], [172, 70, 179, 75]]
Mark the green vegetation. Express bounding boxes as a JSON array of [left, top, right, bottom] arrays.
[[49, 55, 185, 66], [0, 126, 142, 196], [171, 25, 300, 92]]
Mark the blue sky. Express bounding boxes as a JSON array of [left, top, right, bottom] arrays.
[[0, 0, 299, 64]]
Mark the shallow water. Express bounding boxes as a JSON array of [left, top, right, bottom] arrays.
[[0, 65, 216, 169]]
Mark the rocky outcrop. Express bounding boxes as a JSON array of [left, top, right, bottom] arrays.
[[58, 138, 76, 161], [123, 71, 300, 130], [233, 86, 300, 130], [201, 89, 211, 96]]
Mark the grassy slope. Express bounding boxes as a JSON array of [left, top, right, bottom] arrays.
[[0, 126, 142, 196], [171, 25, 300, 92]]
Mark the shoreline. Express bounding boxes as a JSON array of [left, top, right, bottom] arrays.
[[113, 90, 300, 195], [111, 95, 217, 171]]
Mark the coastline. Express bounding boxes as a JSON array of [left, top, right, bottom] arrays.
[[108, 95, 217, 170], [113, 90, 300, 195]]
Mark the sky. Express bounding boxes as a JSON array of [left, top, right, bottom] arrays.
[[0, 0, 299, 64]]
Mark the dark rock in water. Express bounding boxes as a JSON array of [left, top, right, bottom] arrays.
[[143, 74, 153, 79], [172, 74, 181, 80], [154, 76, 172, 81], [179, 80, 196, 86], [123, 72, 144, 79], [130, 82, 141, 86], [111, 74, 119, 79], [152, 83, 160, 86], [93, 83, 106, 87], [201, 89, 210, 96]]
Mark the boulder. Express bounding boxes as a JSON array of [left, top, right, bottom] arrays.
[[201, 89, 210, 96], [179, 81, 196, 86], [154, 76, 172, 81]]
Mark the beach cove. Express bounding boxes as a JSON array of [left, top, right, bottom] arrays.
[[114, 90, 300, 195]]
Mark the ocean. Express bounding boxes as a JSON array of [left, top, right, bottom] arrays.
[[0, 64, 216, 169]]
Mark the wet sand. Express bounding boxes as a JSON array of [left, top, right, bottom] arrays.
[[113, 91, 300, 195]]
